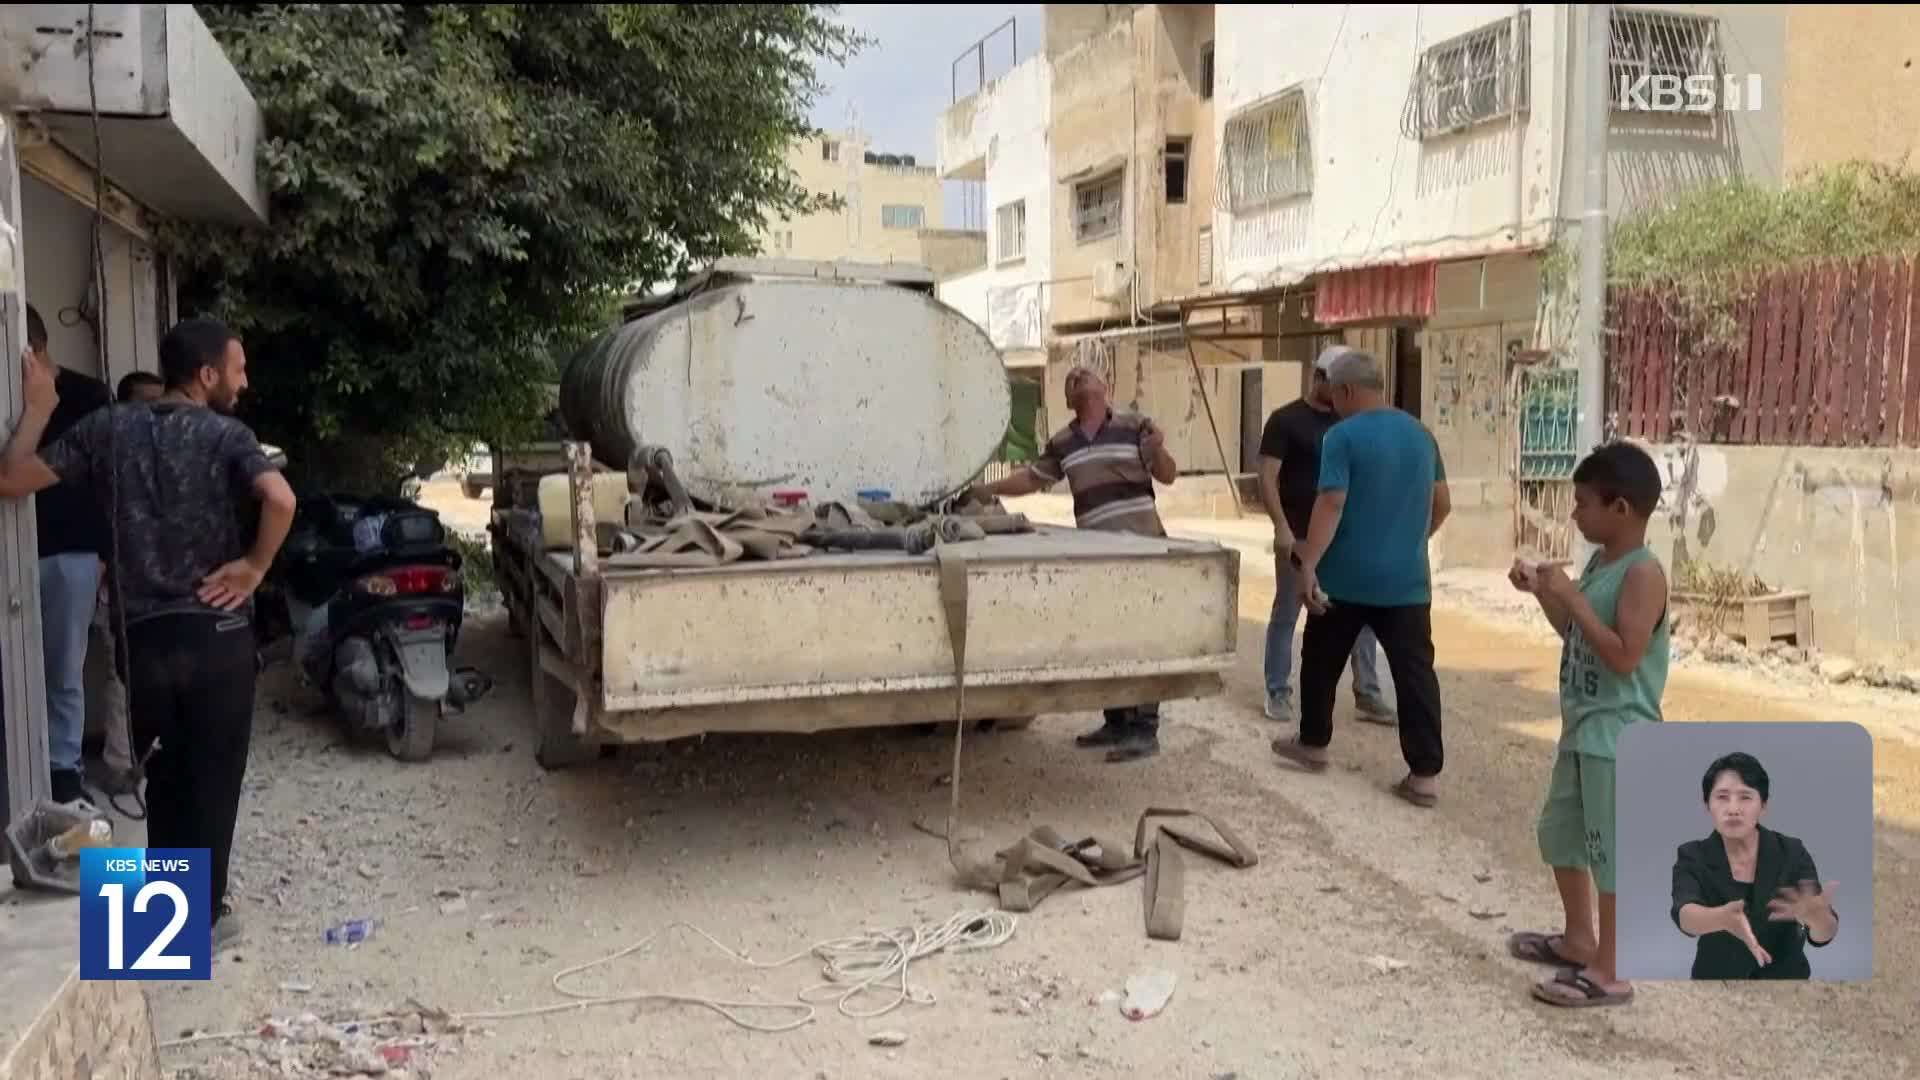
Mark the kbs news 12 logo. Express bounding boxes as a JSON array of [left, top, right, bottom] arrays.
[[1617, 72, 1764, 114], [79, 848, 213, 981]]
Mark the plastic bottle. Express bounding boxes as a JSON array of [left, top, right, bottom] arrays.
[[45, 818, 112, 860], [324, 919, 376, 946]]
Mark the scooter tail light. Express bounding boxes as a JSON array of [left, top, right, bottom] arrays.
[[356, 566, 452, 596]]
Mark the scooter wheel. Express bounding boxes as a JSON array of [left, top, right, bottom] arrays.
[[386, 698, 436, 762]]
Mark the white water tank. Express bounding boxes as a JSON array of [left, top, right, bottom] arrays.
[[560, 263, 1012, 509]]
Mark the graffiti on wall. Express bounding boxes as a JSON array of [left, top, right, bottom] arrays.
[[988, 282, 1046, 352], [1424, 326, 1502, 435], [1651, 439, 1727, 567]]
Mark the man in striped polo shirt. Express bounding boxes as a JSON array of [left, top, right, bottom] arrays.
[[969, 365, 1177, 762]]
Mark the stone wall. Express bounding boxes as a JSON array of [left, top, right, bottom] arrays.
[[1638, 443, 1920, 666]]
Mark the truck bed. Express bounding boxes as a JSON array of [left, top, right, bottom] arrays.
[[507, 515, 1240, 743]]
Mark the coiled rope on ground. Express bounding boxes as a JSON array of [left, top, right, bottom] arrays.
[[157, 908, 1017, 1048]]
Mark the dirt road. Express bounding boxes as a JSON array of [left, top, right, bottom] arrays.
[[152, 542, 1919, 1078]]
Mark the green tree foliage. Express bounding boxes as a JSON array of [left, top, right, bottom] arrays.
[[169, 4, 860, 490]]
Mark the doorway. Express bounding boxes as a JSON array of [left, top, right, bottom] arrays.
[[1238, 367, 1263, 473], [1393, 326, 1423, 418]]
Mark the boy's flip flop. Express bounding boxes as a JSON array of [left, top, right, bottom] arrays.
[[1531, 968, 1634, 1009], [1508, 931, 1583, 968]]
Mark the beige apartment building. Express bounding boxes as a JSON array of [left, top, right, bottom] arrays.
[[760, 129, 986, 278], [1782, 5, 1920, 175]]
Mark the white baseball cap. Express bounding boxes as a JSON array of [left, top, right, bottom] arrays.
[[1314, 345, 1355, 375]]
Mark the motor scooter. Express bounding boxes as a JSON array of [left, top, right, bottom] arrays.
[[269, 492, 491, 760]]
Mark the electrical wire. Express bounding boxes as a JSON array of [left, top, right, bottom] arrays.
[[82, 4, 146, 822], [154, 909, 1018, 1049]]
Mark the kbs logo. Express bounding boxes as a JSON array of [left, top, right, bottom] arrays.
[[1617, 73, 1764, 114], [79, 848, 212, 981]]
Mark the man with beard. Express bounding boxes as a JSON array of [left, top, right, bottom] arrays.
[[1, 317, 296, 948]]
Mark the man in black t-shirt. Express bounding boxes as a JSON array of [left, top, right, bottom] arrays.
[[25, 305, 113, 805], [2, 317, 296, 948], [1256, 346, 1392, 724]]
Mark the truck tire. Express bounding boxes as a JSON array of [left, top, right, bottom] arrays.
[[531, 626, 595, 770]]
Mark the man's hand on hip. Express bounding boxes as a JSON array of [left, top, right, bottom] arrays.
[[199, 558, 268, 612]]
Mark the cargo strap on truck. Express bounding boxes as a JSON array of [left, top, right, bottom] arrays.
[[930, 536, 1257, 942]]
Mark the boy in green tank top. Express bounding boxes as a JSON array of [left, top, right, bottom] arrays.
[[1505, 442, 1669, 1009]]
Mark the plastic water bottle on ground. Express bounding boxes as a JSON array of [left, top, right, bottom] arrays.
[[324, 918, 375, 946]]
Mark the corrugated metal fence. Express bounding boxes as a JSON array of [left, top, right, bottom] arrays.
[[1606, 253, 1920, 446]]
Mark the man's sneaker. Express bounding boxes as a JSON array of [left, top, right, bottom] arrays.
[[212, 904, 244, 951], [1263, 695, 1293, 722], [49, 769, 89, 806], [1355, 695, 1397, 725], [1075, 724, 1133, 748]]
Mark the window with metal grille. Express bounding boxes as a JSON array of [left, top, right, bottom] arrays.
[[1073, 172, 1124, 243], [822, 139, 840, 162], [1198, 225, 1214, 286], [1200, 42, 1215, 100], [1401, 11, 1531, 139], [881, 204, 925, 230], [1220, 89, 1311, 212], [995, 200, 1026, 264], [1164, 139, 1190, 204], [1609, 8, 1723, 113]]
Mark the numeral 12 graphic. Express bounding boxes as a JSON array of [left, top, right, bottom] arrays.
[[80, 847, 212, 981]]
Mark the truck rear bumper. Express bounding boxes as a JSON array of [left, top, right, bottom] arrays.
[[593, 670, 1227, 742]]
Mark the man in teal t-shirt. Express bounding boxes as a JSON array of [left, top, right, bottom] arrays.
[[1270, 349, 1451, 809]]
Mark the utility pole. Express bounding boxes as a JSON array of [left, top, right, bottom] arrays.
[[1574, 2, 1611, 564]]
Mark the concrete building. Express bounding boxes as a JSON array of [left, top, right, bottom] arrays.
[[936, 3, 1792, 556], [760, 129, 986, 279], [1782, 5, 1920, 176], [1, 5, 267, 1070], [1201, 3, 1784, 566], [937, 51, 1054, 371]]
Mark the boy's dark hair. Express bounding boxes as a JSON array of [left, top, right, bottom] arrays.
[[158, 317, 239, 390], [1572, 441, 1662, 518], [117, 370, 164, 402], [25, 303, 48, 350], [1701, 752, 1769, 803]]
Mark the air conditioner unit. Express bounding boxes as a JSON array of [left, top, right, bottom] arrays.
[[1093, 261, 1133, 303]]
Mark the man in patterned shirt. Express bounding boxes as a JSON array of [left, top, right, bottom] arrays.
[[969, 365, 1177, 762], [2, 317, 296, 948]]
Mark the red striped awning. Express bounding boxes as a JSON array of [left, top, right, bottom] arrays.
[[1313, 262, 1437, 325]]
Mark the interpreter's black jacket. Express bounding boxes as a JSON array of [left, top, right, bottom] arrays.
[[1670, 825, 1834, 980]]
